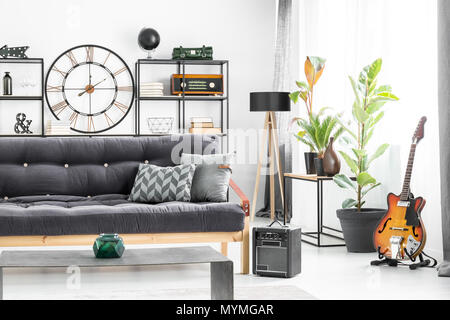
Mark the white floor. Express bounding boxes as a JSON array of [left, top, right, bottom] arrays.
[[1, 218, 450, 300]]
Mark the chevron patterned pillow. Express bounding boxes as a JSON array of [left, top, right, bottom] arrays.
[[129, 163, 196, 203]]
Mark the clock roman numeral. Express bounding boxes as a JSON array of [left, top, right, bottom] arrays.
[[104, 113, 115, 127], [69, 112, 78, 127], [52, 66, 68, 77], [103, 52, 111, 65], [113, 67, 127, 76], [85, 46, 94, 63], [47, 85, 63, 92], [117, 86, 133, 92], [113, 101, 128, 113], [65, 51, 78, 67], [87, 115, 95, 132], [51, 101, 68, 116]]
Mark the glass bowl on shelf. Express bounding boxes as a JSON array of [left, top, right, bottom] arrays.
[[147, 117, 174, 134]]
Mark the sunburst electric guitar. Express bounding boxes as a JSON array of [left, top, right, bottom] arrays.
[[373, 116, 427, 261]]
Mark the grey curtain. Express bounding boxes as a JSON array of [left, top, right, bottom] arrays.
[[257, 0, 293, 221], [438, 0, 450, 276]]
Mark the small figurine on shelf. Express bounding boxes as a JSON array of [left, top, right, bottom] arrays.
[[14, 113, 33, 134], [3, 72, 12, 95]]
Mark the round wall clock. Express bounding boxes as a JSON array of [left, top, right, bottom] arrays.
[[45, 44, 135, 133]]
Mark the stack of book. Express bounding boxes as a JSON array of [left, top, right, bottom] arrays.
[[140, 82, 164, 97], [45, 120, 72, 135], [189, 117, 221, 134]]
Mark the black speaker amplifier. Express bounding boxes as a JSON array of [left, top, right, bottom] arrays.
[[252, 226, 301, 278]]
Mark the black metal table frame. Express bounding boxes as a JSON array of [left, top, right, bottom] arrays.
[[283, 175, 346, 247]]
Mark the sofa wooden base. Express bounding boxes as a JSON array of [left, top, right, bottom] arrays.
[[0, 217, 250, 274]]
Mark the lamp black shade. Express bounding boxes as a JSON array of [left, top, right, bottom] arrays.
[[250, 92, 291, 112]]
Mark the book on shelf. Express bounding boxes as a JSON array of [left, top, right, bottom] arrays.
[[189, 127, 222, 134], [45, 120, 72, 135], [190, 117, 213, 123], [191, 122, 214, 128]]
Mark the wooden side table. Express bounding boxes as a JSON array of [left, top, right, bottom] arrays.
[[283, 173, 353, 247]]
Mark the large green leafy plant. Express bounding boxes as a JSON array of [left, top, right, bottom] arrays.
[[333, 58, 398, 211]]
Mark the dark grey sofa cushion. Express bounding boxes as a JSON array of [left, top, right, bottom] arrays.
[[0, 194, 245, 236], [0, 135, 219, 198]]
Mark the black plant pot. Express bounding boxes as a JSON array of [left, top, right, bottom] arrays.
[[336, 208, 386, 253], [304, 152, 317, 174], [314, 157, 324, 176]]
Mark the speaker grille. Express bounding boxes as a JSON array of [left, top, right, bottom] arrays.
[[256, 246, 287, 272]]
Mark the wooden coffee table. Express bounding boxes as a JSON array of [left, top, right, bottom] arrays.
[[0, 246, 233, 300]]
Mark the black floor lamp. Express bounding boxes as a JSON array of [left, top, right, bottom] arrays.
[[249, 92, 291, 222]]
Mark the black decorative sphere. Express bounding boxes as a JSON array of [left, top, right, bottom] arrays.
[[138, 28, 160, 52]]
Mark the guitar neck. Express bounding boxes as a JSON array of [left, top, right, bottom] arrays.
[[400, 143, 417, 201]]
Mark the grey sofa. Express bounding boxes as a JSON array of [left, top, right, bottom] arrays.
[[0, 135, 250, 273]]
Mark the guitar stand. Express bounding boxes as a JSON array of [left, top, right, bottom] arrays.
[[370, 247, 430, 270], [370, 257, 399, 267], [408, 254, 430, 270]]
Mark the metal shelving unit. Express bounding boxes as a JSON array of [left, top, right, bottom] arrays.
[[0, 58, 44, 137], [135, 59, 229, 151]]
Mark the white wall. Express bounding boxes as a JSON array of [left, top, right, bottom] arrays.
[[291, 0, 442, 256], [0, 0, 277, 204]]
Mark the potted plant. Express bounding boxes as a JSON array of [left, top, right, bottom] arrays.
[[333, 58, 399, 252], [290, 56, 331, 174], [290, 56, 326, 174], [293, 110, 344, 176]]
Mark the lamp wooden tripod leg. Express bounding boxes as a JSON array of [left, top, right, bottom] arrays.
[[250, 111, 285, 222]]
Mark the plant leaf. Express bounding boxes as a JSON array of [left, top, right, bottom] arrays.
[[342, 198, 358, 209], [363, 128, 374, 146], [341, 136, 353, 145], [289, 91, 300, 104], [366, 101, 385, 114], [374, 85, 392, 94], [353, 103, 369, 123], [349, 76, 361, 106], [367, 58, 382, 82], [295, 134, 315, 151], [333, 174, 357, 191], [361, 155, 369, 172], [371, 111, 384, 126], [359, 58, 382, 87], [296, 81, 309, 90], [304, 56, 326, 87], [297, 130, 306, 138], [377, 92, 399, 101], [299, 91, 308, 102], [339, 151, 358, 174], [362, 182, 381, 198], [357, 172, 376, 187], [336, 118, 357, 140], [317, 106, 331, 116], [352, 148, 366, 158], [369, 143, 389, 163]]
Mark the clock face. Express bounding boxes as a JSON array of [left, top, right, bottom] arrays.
[[45, 45, 135, 133]]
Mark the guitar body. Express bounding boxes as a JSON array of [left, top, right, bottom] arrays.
[[373, 193, 427, 260]]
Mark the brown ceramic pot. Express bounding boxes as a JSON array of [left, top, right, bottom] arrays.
[[323, 137, 340, 176]]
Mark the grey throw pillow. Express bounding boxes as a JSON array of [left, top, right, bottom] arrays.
[[180, 153, 235, 202], [129, 163, 195, 203]]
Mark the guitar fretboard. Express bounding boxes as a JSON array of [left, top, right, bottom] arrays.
[[400, 143, 416, 201]]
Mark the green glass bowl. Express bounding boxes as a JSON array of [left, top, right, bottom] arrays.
[[93, 233, 125, 258]]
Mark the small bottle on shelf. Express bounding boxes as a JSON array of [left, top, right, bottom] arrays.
[[3, 72, 12, 95]]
